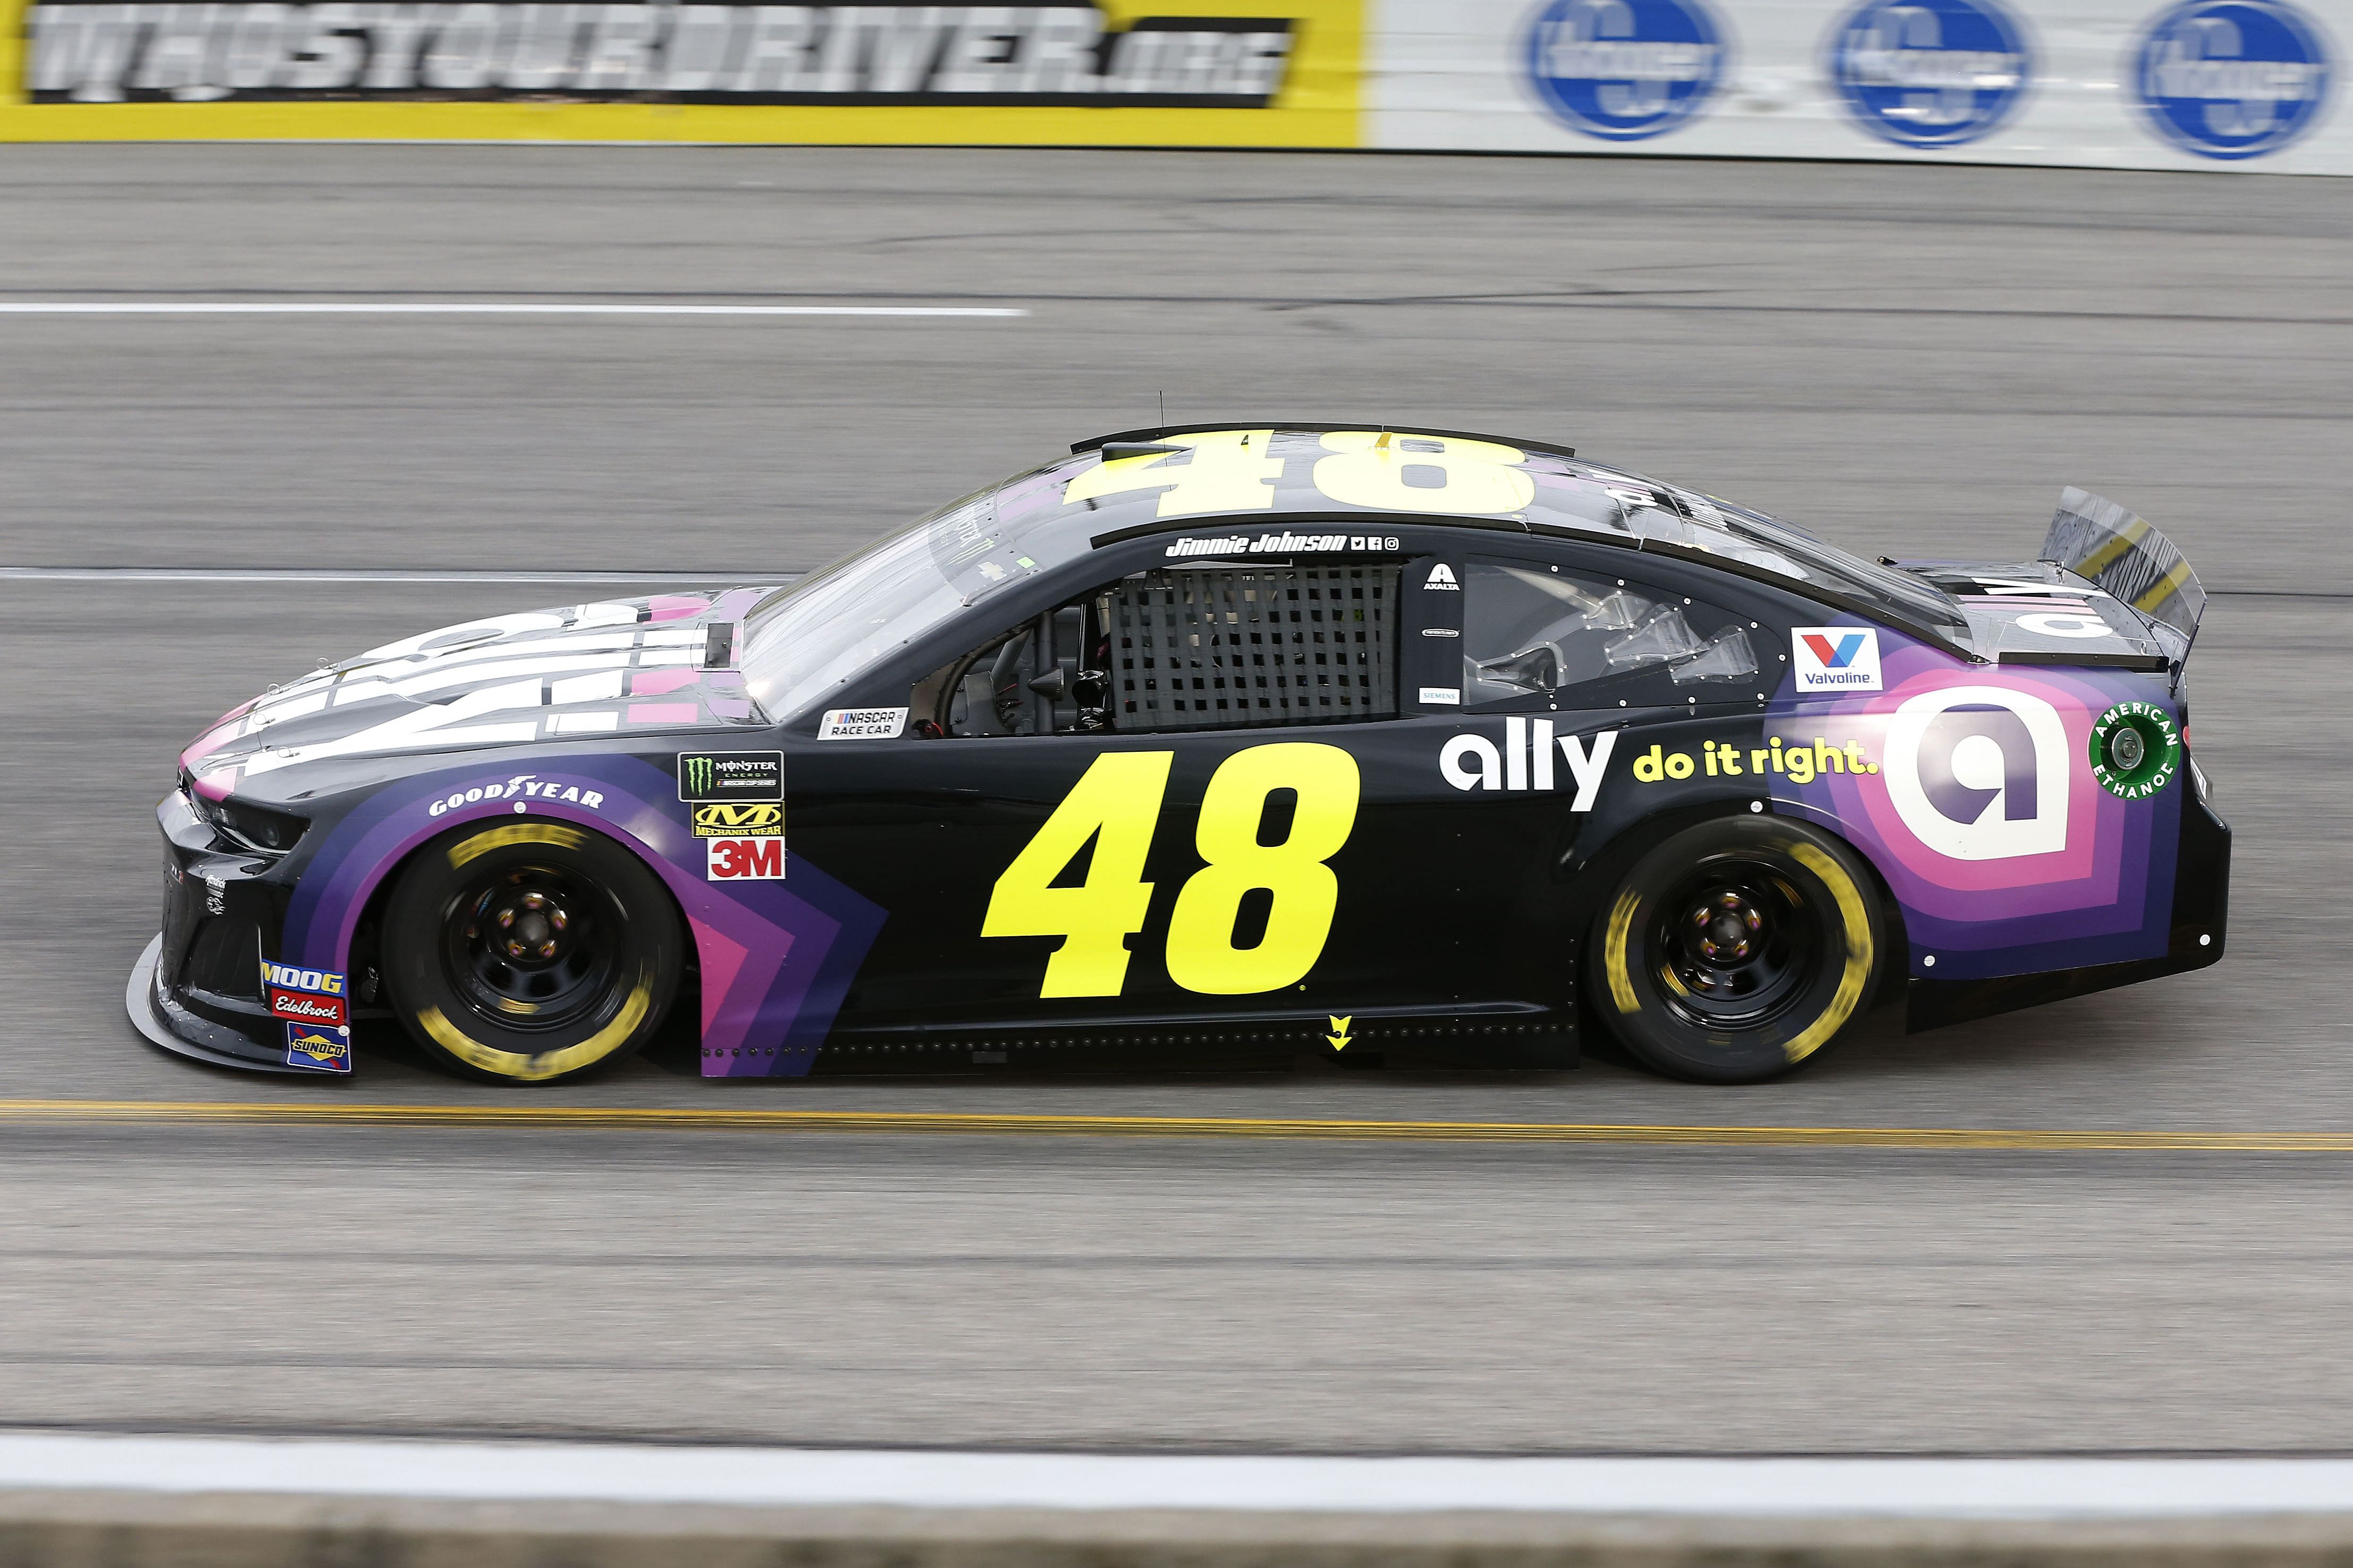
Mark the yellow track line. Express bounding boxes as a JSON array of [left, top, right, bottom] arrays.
[[0, 1099, 2347, 1150]]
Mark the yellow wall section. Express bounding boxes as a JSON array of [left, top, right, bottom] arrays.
[[0, 0, 1361, 143]]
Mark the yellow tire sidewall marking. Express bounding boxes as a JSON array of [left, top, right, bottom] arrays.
[[1603, 886, 1643, 1016], [417, 977, 652, 1082], [1782, 841, 1874, 1064], [448, 821, 587, 869]]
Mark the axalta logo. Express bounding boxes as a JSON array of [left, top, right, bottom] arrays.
[[1440, 718, 1617, 811], [1423, 563, 1461, 590], [1883, 686, 2071, 860], [1792, 627, 1884, 692], [2135, 0, 2331, 159], [1827, 0, 2033, 147], [427, 775, 605, 816], [1522, 0, 1728, 141], [1163, 532, 1401, 558]]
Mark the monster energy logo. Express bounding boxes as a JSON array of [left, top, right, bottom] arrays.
[[677, 750, 785, 803]]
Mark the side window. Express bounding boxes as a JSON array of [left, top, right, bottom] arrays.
[[1461, 560, 1758, 710], [908, 563, 1401, 738], [1108, 565, 1398, 732]]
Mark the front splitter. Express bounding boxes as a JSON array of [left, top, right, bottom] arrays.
[[125, 934, 314, 1075]]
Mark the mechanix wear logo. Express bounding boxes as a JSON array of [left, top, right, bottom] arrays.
[[25, 2, 1298, 107], [677, 751, 782, 803], [1882, 686, 2070, 860], [693, 802, 784, 838]]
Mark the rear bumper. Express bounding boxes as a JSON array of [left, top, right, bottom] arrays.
[[1905, 790, 2231, 1033]]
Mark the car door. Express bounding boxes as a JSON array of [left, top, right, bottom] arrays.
[[801, 548, 1522, 1055]]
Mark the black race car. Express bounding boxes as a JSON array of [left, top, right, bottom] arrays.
[[133, 425, 2227, 1085]]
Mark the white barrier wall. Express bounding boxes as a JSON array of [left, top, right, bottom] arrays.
[[1377, 0, 2346, 172], [4, 0, 2343, 169]]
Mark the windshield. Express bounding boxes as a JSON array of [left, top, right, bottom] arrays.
[[742, 477, 1083, 719]]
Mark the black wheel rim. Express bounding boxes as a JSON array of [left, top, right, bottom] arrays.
[[1644, 854, 1823, 1033], [439, 861, 625, 1033]]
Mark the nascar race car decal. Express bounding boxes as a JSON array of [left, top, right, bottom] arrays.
[[132, 431, 2227, 1086]]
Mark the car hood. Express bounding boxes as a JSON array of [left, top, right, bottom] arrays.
[[182, 587, 780, 798]]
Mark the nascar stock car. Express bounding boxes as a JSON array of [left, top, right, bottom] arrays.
[[132, 425, 2228, 1086]]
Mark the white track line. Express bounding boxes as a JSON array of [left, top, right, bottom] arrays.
[[0, 302, 1024, 317], [2, 1434, 2351, 1518]]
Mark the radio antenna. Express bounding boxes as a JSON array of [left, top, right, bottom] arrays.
[[1158, 390, 1166, 429]]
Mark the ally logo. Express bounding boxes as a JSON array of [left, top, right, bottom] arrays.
[[1522, 0, 1729, 141], [1883, 687, 2071, 861], [1827, 0, 2034, 147], [1791, 627, 1884, 693], [2135, 0, 2332, 159]]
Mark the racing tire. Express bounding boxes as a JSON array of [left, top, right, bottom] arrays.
[[1585, 816, 1883, 1085], [382, 819, 682, 1086]]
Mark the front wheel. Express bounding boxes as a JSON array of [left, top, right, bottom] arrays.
[[1585, 816, 1883, 1084], [382, 820, 682, 1085]]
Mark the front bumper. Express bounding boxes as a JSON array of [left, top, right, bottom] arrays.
[[126, 933, 316, 1074], [134, 789, 317, 1073]]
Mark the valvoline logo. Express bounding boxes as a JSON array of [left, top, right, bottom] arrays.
[[1522, 0, 1728, 141], [2136, 0, 2332, 159], [1792, 627, 1884, 693], [1827, 0, 2033, 147]]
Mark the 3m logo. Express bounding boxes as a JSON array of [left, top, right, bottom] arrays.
[[1423, 563, 1460, 590], [707, 837, 785, 880], [1883, 686, 2071, 861], [692, 802, 783, 838], [1791, 626, 1883, 692]]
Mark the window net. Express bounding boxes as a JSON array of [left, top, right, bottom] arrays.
[[1104, 566, 1398, 732]]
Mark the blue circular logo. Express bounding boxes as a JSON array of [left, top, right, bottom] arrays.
[[1522, 0, 1728, 141], [2135, 0, 2332, 159], [1827, 0, 2033, 146]]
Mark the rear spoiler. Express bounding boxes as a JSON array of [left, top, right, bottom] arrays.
[[2042, 487, 2207, 647]]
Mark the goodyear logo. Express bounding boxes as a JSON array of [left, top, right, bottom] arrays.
[[693, 802, 784, 838]]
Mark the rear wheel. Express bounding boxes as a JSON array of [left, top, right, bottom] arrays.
[[1585, 816, 1883, 1084], [382, 820, 681, 1085]]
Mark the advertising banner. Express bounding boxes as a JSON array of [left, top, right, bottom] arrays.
[[2, 0, 2344, 171], [1378, 0, 2347, 172], [0, 0, 1361, 142]]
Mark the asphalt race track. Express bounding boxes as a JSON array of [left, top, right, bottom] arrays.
[[3, 146, 2350, 1454]]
